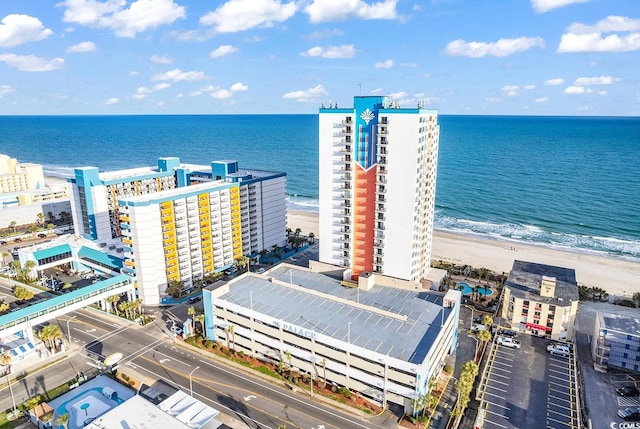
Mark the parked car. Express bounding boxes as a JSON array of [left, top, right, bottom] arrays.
[[618, 407, 640, 421], [470, 324, 486, 333], [496, 336, 521, 349], [497, 329, 518, 338], [0, 240, 7, 245], [170, 325, 183, 336], [13, 238, 22, 243], [617, 386, 640, 397], [188, 296, 201, 304], [547, 344, 571, 357], [289, 257, 298, 262], [37, 233, 47, 238], [256, 267, 266, 274]]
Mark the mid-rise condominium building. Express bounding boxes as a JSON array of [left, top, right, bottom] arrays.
[[592, 306, 640, 373], [500, 260, 579, 341], [318, 96, 440, 282], [0, 154, 45, 193], [68, 158, 286, 305]]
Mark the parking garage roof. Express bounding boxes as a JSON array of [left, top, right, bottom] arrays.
[[210, 266, 454, 364]]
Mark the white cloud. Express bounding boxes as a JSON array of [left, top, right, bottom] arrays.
[[304, 28, 343, 40], [577, 105, 589, 111], [598, 90, 607, 96], [128, 70, 139, 76], [573, 75, 619, 86], [0, 14, 53, 47], [230, 82, 248, 92], [0, 84, 13, 98], [305, 0, 398, 23], [67, 41, 96, 52], [302, 45, 356, 58], [558, 16, 640, 53], [211, 89, 232, 99], [544, 78, 564, 86], [485, 97, 501, 103], [200, 0, 297, 33], [133, 82, 171, 99], [150, 54, 172, 64], [152, 69, 206, 82], [530, 0, 591, 13], [282, 84, 328, 102], [563, 86, 591, 94], [501, 85, 520, 96], [0, 53, 64, 72], [445, 37, 544, 57], [209, 44, 238, 59], [523, 84, 536, 90], [374, 59, 393, 69], [370, 88, 383, 94], [388, 91, 407, 99], [535, 97, 548, 103], [104, 97, 118, 104], [60, 0, 185, 38]]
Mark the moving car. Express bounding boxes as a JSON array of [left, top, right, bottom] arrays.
[[496, 336, 521, 349], [617, 386, 640, 397], [618, 407, 640, 421], [547, 344, 571, 357], [188, 296, 201, 304]]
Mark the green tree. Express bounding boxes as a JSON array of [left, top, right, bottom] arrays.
[[29, 225, 39, 236], [308, 232, 315, 244], [107, 294, 121, 314], [39, 324, 63, 352], [0, 302, 9, 314], [284, 350, 292, 368], [14, 285, 34, 301], [294, 228, 302, 236], [320, 358, 327, 384], [187, 306, 196, 319], [47, 223, 55, 232], [166, 280, 184, 299], [0, 251, 9, 266], [195, 313, 205, 334], [9, 220, 17, 233], [46, 211, 55, 224], [482, 314, 494, 326], [36, 213, 45, 225]]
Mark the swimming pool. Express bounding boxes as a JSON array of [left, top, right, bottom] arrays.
[[55, 387, 124, 429], [456, 282, 494, 297]]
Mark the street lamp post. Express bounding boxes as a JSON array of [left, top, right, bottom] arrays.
[[66, 315, 77, 346], [470, 335, 479, 362], [189, 366, 200, 397], [6, 374, 16, 413]]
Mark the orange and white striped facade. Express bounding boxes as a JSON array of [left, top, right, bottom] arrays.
[[318, 96, 440, 282]]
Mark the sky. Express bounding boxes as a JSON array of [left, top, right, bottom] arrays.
[[0, 0, 638, 116]]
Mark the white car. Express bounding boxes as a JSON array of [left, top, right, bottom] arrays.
[[256, 267, 266, 274], [547, 344, 570, 357], [170, 325, 183, 336], [289, 257, 298, 262], [496, 336, 521, 349]]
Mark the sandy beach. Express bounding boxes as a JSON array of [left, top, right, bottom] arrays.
[[287, 210, 640, 298]]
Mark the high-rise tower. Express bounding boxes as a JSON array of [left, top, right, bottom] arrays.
[[318, 96, 439, 282]]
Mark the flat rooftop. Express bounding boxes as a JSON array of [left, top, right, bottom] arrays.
[[505, 260, 578, 305], [212, 266, 453, 364], [599, 308, 640, 335]]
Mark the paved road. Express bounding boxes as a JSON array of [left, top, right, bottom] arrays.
[[1, 307, 396, 429]]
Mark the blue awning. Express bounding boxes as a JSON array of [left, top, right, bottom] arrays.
[[77, 246, 123, 270], [33, 244, 72, 261]]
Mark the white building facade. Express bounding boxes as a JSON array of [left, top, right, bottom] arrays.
[[318, 96, 440, 282]]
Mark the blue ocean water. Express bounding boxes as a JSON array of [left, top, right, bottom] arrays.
[[1, 114, 639, 261]]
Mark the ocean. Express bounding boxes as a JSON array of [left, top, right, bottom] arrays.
[[1, 114, 639, 261]]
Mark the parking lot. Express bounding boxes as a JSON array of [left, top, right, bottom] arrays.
[[476, 334, 580, 429]]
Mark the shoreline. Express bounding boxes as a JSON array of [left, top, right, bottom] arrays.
[[287, 210, 640, 298]]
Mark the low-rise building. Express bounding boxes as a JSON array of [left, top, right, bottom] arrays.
[[0, 154, 45, 193], [202, 265, 461, 413], [592, 307, 640, 373], [500, 260, 579, 340]]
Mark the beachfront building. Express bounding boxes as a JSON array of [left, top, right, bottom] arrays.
[[591, 307, 640, 373], [500, 260, 579, 340], [318, 96, 440, 282], [117, 161, 286, 305], [0, 154, 45, 193], [202, 265, 461, 413]]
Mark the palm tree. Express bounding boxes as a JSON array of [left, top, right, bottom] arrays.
[[24, 260, 36, 280], [36, 213, 45, 225], [28, 225, 39, 236], [319, 358, 327, 385], [40, 325, 63, 352], [195, 313, 205, 334], [14, 285, 34, 301], [107, 295, 121, 314], [308, 232, 315, 244], [0, 251, 9, 266], [0, 350, 12, 375], [55, 412, 69, 429], [8, 220, 17, 233], [0, 302, 9, 314], [47, 211, 55, 224], [284, 350, 292, 368], [227, 325, 235, 350], [294, 228, 301, 237]]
